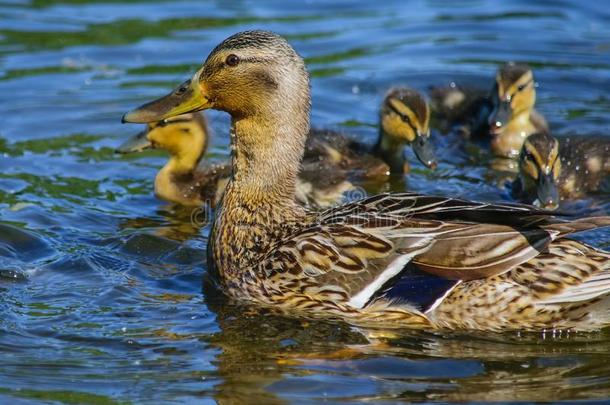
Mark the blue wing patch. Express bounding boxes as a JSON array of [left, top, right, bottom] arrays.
[[372, 263, 460, 313]]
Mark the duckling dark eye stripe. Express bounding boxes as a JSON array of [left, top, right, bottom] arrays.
[[509, 78, 533, 99], [388, 102, 417, 133]]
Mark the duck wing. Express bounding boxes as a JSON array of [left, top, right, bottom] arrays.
[[263, 193, 610, 311]]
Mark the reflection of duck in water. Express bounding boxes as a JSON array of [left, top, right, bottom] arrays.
[[431, 62, 549, 158], [202, 276, 367, 404], [117, 204, 208, 243], [512, 132, 610, 209], [124, 31, 610, 332], [204, 273, 605, 403]]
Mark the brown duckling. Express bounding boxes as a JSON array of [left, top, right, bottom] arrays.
[[117, 113, 353, 208], [513, 132, 610, 209], [305, 87, 437, 180], [431, 62, 549, 158]]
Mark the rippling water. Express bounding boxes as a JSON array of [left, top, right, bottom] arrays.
[[1, 0, 610, 403]]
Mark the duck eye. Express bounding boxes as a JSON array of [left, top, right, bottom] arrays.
[[175, 80, 190, 95], [517, 83, 528, 92], [225, 54, 240, 67]]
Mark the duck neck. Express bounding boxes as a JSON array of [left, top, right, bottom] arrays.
[[375, 128, 407, 175], [163, 128, 206, 175], [165, 149, 202, 175], [210, 105, 310, 279], [229, 115, 305, 207]]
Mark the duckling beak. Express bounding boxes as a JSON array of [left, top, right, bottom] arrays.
[[412, 133, 437, 170], [122, 70, 211, 123], [488, 100, 511, 134], [535, 173, 560, 210], [115, 130, 151, 154]]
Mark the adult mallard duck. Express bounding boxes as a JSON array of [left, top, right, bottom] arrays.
[[513, 132, 610, 209], [124, 31, 610, 331], [116, 113, 353, 208], [431, 62, 549, 158], [306, 87, 437, 180]]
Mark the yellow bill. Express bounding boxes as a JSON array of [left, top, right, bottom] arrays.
[[122, 70, 211, 124]]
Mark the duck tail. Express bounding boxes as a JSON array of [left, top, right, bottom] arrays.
[[536, 241, 610, 330], [543, 216, 610, 239]]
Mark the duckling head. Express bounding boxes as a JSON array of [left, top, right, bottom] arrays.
[[117, 113, 208, 171], [379, 88, 437, 171], [488, 62, 536, 135], [518, 132, 561, 209]]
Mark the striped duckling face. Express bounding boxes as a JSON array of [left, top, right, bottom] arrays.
[[380, 88, 437, 170], [518, 132, 561, 209], [117, 113, 209, 170], [488, 62, 536, 135]]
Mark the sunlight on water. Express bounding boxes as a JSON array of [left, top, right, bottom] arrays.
[[1, 0, 610, 403]]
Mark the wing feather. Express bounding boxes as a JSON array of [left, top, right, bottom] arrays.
[[267, 193, 610, 312]]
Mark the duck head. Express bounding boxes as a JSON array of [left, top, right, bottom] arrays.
[[123, 31, 309, 125], [378, 87, 437, 172], [117, 113, 208, 171], [518, 132, 561, 209], [123, 31, 311, 204], [488, 62, 536, 136]]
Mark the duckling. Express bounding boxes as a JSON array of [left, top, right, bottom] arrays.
[[488, 62, 549, 157], [117, 113, 353, 208], [124, 30, 610, 332], [513, 132, 610, 209], [305, 87, 437, 180], [116, 113, 230, 207], [431, 62, 549, 158]]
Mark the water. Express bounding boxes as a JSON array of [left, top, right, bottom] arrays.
[[1, 0, 610, 403]]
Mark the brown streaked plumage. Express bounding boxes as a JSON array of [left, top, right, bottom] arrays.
[[123, 30, 610, 332], [430, 62, 549, 158], [514, 132, 610, 208], [116, 113, 353, 208]]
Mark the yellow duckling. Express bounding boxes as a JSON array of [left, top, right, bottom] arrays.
[[513, 132, 610, 209], [117, 113, 353, 208], [431, 62, 549, 158], [488, 62, 549, 157], [124, 31, 610, 332], [306, 88, 437, 180]]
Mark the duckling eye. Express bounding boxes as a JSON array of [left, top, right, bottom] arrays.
[[517, 80, 532, 92], [225, 54, 240, 67]]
